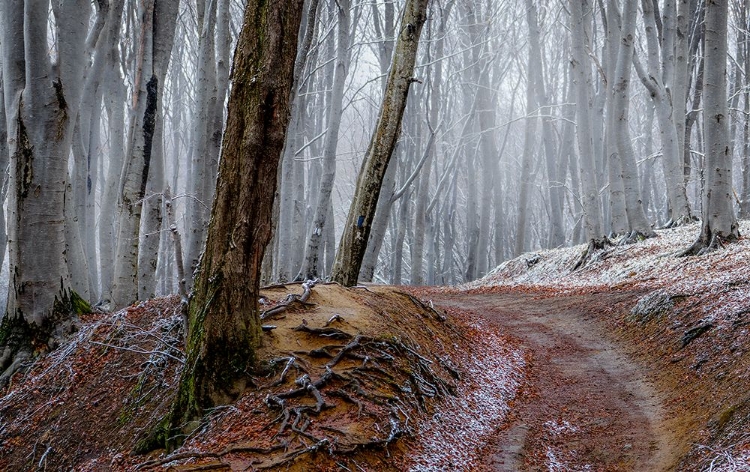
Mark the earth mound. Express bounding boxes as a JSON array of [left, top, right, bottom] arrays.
[[0, 283, 523, 471]]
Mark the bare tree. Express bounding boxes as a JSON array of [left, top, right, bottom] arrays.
[[331, 0, 431, 286], [161, 0, 304, 449], [682, 0, 739, 254], [299, 0, 353, 280], [614, 0, 656, 240], [569, 0, 604, 242], [0, 0, 92, 385]]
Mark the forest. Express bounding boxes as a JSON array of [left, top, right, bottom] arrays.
[[0, 0, 749, 470]]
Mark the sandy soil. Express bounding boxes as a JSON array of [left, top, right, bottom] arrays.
[[425, 289, 682, 471]]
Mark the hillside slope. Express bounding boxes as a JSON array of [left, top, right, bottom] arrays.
[[461, 221, 750, 470]]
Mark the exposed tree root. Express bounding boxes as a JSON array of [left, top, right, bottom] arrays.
[[260, 280, 317, 321], [679, 231, 739, 257], [660, 214, 698, 229], [618, 229, 657, 246], [133, 288, 460, 471], [573, 237, 613, 270], [135, 443, 286, 470], [293, 323, 352, 340]]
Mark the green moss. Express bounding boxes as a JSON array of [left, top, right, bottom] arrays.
[[133, 414, 171, 455]]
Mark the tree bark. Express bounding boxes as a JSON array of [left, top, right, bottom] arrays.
[[683, 0, 739, 254], [300, 0, 352, 280], [165, 0, 303, 447], [636, 0, 693, 226], [569, 0, 604, 241], [614, 0, 656, 238], [330, 0, 430, 287], [0, 0, 91, 385]]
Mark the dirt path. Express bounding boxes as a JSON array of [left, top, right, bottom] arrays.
[[429, 290, 682, 472]]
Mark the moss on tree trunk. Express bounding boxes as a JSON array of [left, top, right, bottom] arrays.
[[164, 0, 304, 450]]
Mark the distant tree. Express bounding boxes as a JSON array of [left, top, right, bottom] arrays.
[[330, 0, 430, 287], [110, 0, 179, 308], [299, 0, 353, 280], [613, 0, 655, 240], [163, 0, 303, 448], [569, 0, 604, 242], [683, 0, 739, 254]]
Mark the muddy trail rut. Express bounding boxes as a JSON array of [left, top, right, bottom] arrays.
[[428, 290, 682, 472]]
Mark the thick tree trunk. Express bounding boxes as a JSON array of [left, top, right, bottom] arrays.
[[0, 0, 91, 385], [164, 0, 303, 448], [330, 0, 430, 287], [684, 0, 738, 254]]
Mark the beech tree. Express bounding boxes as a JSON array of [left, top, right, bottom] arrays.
[[163, 0, 304, 447], [569, 0, 604, 242], [0, 0, 93, 385], [110, 0, 179, 308], [683, 0, 739, 254], [331, 0, 430, 286], [613, 0, 655, 239]]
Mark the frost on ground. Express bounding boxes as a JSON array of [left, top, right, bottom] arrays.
[[543, 420, 592, 472], [466, 220, 750, 471], [702, 448, 750, 471], [467, 220, 750, 331], [546, 448, 593, 472], [407, 318, 525, 472]]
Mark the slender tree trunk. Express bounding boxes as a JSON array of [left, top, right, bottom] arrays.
[[300, 0, 352, 280], [570, 0, 604, 241], [165, 0, 303, 449], [184, 0, 219, 282], [515, 66, 537, 257], [605, 0, 629, 236], [614, 0, 656, 238], [742, 0, 750, 218], [528, 0, 566, 248], [330, 0, 430, 287], [636, 0, 693, 225]]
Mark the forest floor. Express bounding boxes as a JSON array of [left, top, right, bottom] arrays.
[[1, 220, 749, 471]]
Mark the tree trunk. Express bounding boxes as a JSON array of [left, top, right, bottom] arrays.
[[165, 0, 303, 448], [184, 0, 220, 283], [0, 0, 91, 385], [330, 0, 430, 287], [636, 0, 693, 226], [300, 0, 352, 280], [604, 0, 629, 237], [683, 0, 738, 254], [527, 0, 566, 248], [110, 0, 178, 307], [569, 0, 604, 241], [614, 0, 656, 238]]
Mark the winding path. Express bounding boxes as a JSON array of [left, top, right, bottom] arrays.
[[429, 290, 681, 471]]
